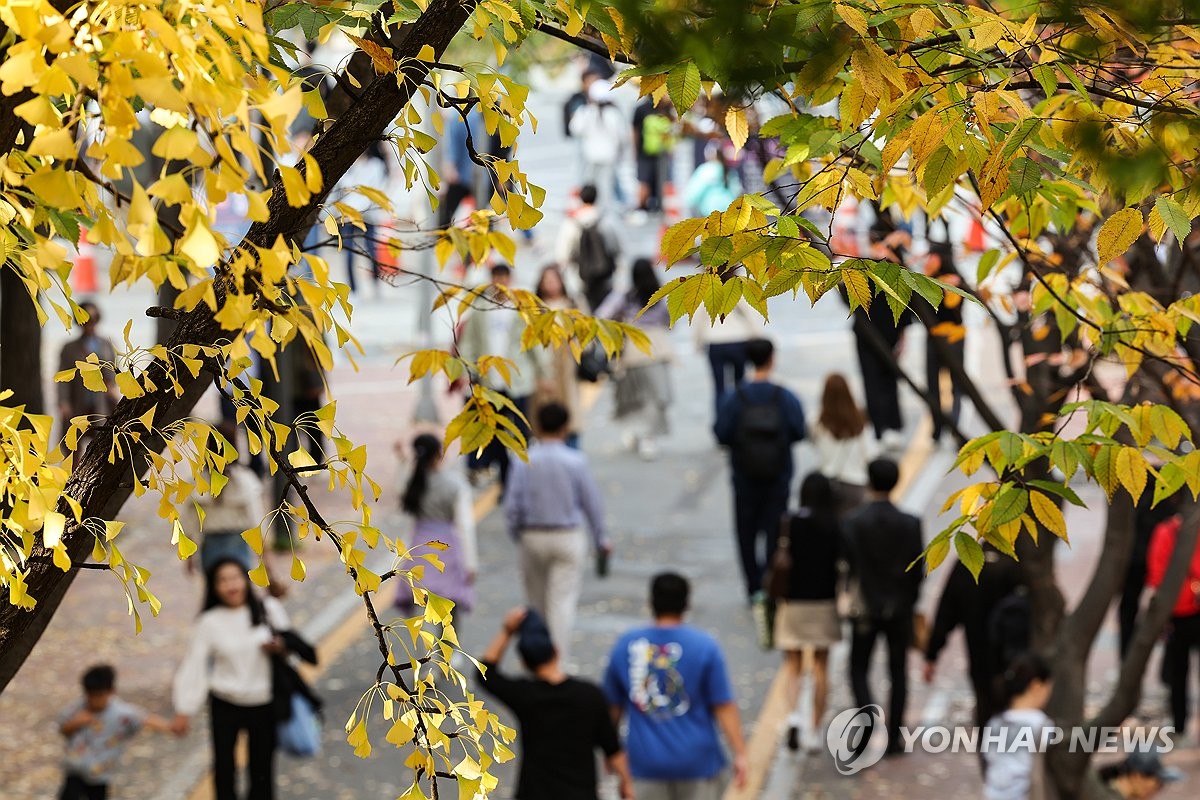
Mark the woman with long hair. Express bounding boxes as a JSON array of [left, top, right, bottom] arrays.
[[533, 265, 584, 446], [810, 373, 875, 515], [396, 434, 477, 614], [596, 258, 674, 459], [774, 472, 842, 752], [172, 558, 300, 800]]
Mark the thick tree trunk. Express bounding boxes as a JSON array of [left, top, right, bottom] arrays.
[[0, 267, 44, 414], [0, 0, 475, 692]]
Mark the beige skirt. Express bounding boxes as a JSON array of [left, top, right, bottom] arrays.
[[775, 599, 841, 650]]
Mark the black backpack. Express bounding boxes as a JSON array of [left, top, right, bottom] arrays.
[[732, 386, 790, 480], [576, 222, 617, 285]]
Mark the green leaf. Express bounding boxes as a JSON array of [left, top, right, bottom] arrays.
[[1027, 479, 1086, 507], [989, 486, 1029, 526], [954, 533, 985, 581], [667, 62, 701, 116], [1154, 196, 1192, 246], [1008, 157, 1041, 195], [975, 249, 1001, 285], [922, 145, 958, 196]]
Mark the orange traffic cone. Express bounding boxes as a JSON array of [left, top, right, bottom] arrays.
[[74, 228, 98, 293], [375, 222, 400, 278], [965, 216, 987, 252]]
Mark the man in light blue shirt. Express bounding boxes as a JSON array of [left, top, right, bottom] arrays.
[[505, 402, 609, 663]]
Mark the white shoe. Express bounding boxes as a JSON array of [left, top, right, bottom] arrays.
[[880, 429, 908, 452], [637, 438, 659, 460], [804, 728, 824, 753], [621, 432, 638, 452]]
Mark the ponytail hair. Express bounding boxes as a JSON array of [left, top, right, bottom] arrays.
[[999, 651, 1051, 710], [402, 434, 443, 515]]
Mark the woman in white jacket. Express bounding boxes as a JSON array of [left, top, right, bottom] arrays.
[[810, 373, 875, 516], [172, 559, 293, 800]]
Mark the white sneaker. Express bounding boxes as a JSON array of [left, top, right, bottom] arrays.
[[880, 429, 908, 452], [637, 437, 659, 461], [804, 727, 824, 753]]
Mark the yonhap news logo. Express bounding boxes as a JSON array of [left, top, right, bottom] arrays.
[[824, 705, 1175, 775], [826, 704, 888, 775]]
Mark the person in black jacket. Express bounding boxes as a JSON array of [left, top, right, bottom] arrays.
[[844, 458, 924, 754], [773, 473, 842, 753], [922, 544, 1025, 736], [479, 607, 633, 800]]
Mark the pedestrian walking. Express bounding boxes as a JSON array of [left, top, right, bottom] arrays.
[[331, 148, 390, 294], [458, 263, 544, 492], [438, 107, 482, 228], [694, 282, 763, 419], [773, 473, 842, 753], [532, 265, 584, 446], [57, 301, 118, 436], [1118, 491, 1179, 657], [684, 143, 741, 217], [569, 80, 627, 213], [57, 665, 180, 800], [395, 434, 477, 615], [982, 653, 1053, 800], [713, 338, 806, 600], [1146, 512, 1200, 742], [555, 184, 621, 311], [193, 422, 265, 575], [603, 572, 748, 798], [921, 241, 966, 443], [597, 259, 674, 460], [172, 558, 316, 800], [810, 373, 875, 515], [848, 225, 912, 449], [923, 543, 1026, 734], [843, 457, 924, 754], [632, 96, 676, 214], [478, 607, 633, 800], [504, 402, 608, 663]]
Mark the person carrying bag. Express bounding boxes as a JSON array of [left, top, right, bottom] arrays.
[[270, 629, 322, 758]]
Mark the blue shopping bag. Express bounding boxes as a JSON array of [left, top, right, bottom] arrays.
[[277, 692, 321, 758]]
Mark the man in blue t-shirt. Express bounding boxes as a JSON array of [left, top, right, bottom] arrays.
[[603, 573, 747, 800]]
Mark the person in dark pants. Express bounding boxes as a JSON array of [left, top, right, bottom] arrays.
[[1119, 492, 1180, 657], [920, 241, 965, 442], [848, 227, 912, 446], [844, 458, 924, 754], [173, 559, 306, 800], [713, 339, 806, 599], [1147, 514, 1200, 741], [922, 545, 1025, 743], [438, 108, 481, 228]]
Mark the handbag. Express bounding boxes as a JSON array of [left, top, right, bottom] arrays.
[[277, 691, 322, 757], [835, 559, 866, 620], [764, 514, 793, 601], [269, 628, 323, 758]]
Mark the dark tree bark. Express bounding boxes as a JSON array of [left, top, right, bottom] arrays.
[[0, 0, 476, 692], [0, 267, 44, 415]]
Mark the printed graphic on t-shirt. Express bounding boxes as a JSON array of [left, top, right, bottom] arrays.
[[627, 638, 690, 718]]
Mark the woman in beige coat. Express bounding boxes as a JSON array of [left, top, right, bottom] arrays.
[[532, 265, 584, 446]]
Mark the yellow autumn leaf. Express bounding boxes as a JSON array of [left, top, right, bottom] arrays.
[[1029, 491, 1067, 541], [1096, 207, 1144, 266], [725, 108, 748, 152], [179, 211, 222, 269], [42, 511, 66, 548]]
